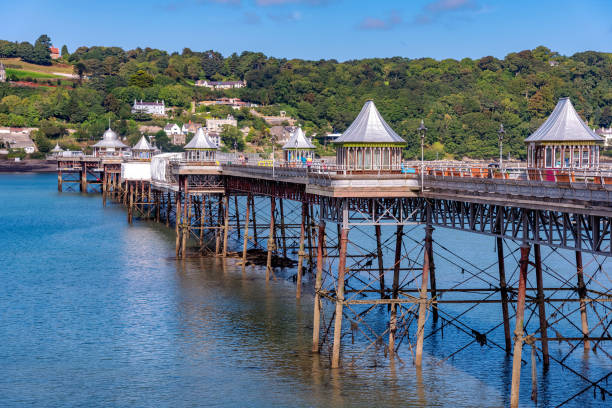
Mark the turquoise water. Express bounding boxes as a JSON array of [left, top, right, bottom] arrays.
[[0, 173, 609, 407]]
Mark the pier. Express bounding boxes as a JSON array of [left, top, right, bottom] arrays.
[[53, 99, 612, 406]]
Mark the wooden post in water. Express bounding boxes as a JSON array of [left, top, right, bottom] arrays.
[[576, 251, 590, 350], [222, 193, 230, 257], [296, 201, 307, 299], [80, 168, 87, 193], [388, 224, 403, 357], [127, 183, 133, 224], [510, 243, 531, 408], [415, 222, 432, 368], [242, 194, 251, 273], [331, 200, 349, 368], [279, 198, 287, 259], [312, 219, 325, 353], [266, 197, 276, 281], [235, 194, 241, 239], [57, 170, 62, 192], [534, 244, 549, 367], [497, 236, 512, 354], [175, 192, 182, 257], [102, 172, 107, 207], [375, 225, 385, 299]]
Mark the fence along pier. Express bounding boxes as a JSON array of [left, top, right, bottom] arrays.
[[54, 99, 611, 406]]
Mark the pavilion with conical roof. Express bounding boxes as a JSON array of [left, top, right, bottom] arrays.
[[525, 97, 604, 169], [131, 135, 155, 159], [184, 127, 217, 162], [282, 127, 315, 163], [50, 143, 64, 157], [92, 126, 129, 157], [334, 100, 407, 171]]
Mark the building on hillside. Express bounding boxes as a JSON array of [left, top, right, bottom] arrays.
[[595, 127, 612, 148], [269, 125, 297, 144], [171, 133, 186, 145], [0, 61, 6, 82], [184, 128, 217, 162], [132, 100, 166, 116], [0, 127, 37, 153], [50, 46, 60, 60], [526, 97, 604, 169], [131, 135, 156, 159], [282, 127, 315, 163], [206, 115, 237, 132], [208, 132, 220, 148], [164, 123, 181, 136], [182, 121, 202, 135], [195, 80, 246, 89], [92, 127, 129, 157], [334, 100, 407, 171]]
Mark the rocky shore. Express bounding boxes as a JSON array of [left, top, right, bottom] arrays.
[[0, 159, 56, 173]]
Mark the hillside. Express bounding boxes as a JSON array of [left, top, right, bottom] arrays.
[[2, 37, 612, 159]]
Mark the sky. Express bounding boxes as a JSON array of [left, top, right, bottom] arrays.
[[2, 0, 612, 61]]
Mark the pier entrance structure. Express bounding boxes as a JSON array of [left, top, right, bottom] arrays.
[[334, 100, 406, 171], [526, 97, 604, 169], [92, 126, 129, 158], [282, 127, 315, 163], [56, 99, 612, 407]]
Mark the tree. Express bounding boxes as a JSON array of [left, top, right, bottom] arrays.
[[220, 125, 245, 151], [61, 45, 69, 58], [32, 34, 52, 65], [128, 70, 154, 88], [74, 62, 87, 84]]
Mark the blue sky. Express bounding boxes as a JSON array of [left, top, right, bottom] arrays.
[[3, 0, 612, 61]]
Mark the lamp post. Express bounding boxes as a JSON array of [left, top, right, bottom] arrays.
[[498, 123, 505, 170], [418, 120, 427, 192]]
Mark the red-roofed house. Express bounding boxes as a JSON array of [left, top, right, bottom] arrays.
[[50, 47, 60, 60]]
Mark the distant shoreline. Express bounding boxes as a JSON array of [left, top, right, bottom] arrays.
[[0, 159, 56, 173]]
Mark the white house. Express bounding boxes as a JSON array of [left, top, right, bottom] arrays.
[[164, 123, 181, 136], [206, 115, 238, 132], [195, 80, 246, 89], [595, 127, 612, 148], [132, 100, 166, 116]]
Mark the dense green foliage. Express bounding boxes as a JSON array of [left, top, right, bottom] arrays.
[[1, 36, 612, 159]]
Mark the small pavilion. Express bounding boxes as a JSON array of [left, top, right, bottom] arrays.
[[131, 135, 156, 160], [525, 97, 604, 169], [334, 100, 407, 171], [184, 127, 217, 162], [50, 143, 64, 157], [92, 127, 129, 157], [282, 127, 315, 163]]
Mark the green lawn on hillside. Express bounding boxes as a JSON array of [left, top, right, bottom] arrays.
[[5, 68, 60, 79]]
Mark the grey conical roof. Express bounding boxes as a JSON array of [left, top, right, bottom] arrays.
[[282, 127, 315, 150], [51, 143, 63, 153], [525, 97, 604, 143], [184, 127, 217, 150], [132, 135, 154, 151], [334, 101, 406, 144]]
